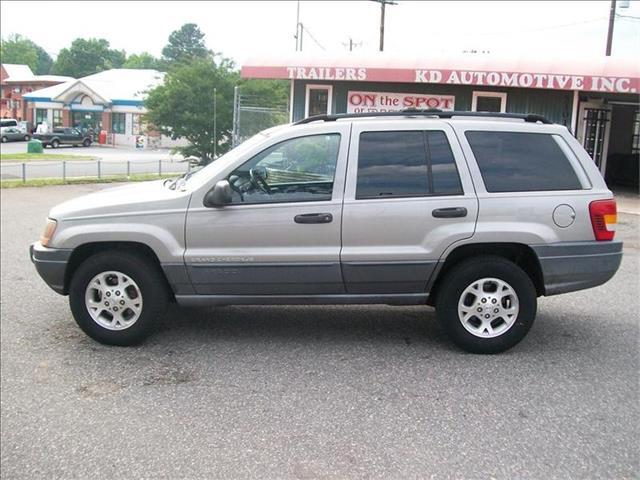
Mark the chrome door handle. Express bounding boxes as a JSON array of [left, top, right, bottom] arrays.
[[294, 213, 333, 224], [432, 207, 468, 218]]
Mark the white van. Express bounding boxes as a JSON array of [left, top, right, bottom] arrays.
[[1, 118, 20, 134]]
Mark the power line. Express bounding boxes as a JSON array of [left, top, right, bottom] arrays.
[[302, 25, 326, 51], [615, 13, 640, 20]]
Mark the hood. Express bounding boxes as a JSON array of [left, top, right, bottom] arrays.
[[49, 180, 191, 220]]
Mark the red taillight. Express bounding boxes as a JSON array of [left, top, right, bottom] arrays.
[[589, 199, 617, 241]]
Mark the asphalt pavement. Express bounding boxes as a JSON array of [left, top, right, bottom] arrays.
[[1, 184, 638, 479]]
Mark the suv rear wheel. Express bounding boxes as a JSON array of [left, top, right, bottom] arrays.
[[69, 251, 169, 346], [435, 256, 536, 354]]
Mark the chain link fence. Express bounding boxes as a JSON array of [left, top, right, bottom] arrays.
[[0, 159, 189, 183], [232, 86, 290, 147]]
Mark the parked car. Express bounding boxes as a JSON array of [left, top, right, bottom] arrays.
[[1, 126, 30, 143], [1, 118, 22, 135], [33, 127, 92, 148], [30, 110, 622, 353]]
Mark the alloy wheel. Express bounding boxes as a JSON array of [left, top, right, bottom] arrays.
[[457, 277, 519, 338]]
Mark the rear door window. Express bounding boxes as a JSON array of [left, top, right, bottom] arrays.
[[356, 130, 462, 199], [465, 131, 582, 192]]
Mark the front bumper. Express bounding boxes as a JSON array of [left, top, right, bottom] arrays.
[[532, 241, 623, 296], [29, 242, 73, 295]]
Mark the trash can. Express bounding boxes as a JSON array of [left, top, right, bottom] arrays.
[[27, 139, 43, 154], [99, 130, 107, 144]]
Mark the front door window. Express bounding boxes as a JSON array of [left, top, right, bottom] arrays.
[[227, 133, 341, 204]]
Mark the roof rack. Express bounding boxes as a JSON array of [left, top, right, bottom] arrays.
[[294, 109, 553, 125]]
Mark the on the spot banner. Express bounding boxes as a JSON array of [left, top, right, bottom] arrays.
[[347, 90, 455, 113]]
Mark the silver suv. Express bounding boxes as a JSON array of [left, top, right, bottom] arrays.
[[30, 111, 622, 353]]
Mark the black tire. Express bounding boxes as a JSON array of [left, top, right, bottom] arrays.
[[51, 139, 60, 148], [1, 136, 7, 143], [24, 135, 30, 141], [82, 138, 91, 147], [435, 256, 537, 354], [69, 251, 169, 346]]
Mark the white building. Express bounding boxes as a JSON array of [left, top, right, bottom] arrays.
[[23, 69, 186, 148]]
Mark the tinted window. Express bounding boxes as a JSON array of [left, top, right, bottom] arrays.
[[465, 131, 582, 192], [357, 131, 428, 198], [227, 134, 340, 204], [356, 130, 462, 199], [427, 131, 463, 195]]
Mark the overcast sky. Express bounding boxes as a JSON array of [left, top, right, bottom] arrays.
[[1, 1, 639, 63]]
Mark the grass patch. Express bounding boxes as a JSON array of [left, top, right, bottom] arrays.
[[0, 173, 181, 189], [0, 152, 97, 162]]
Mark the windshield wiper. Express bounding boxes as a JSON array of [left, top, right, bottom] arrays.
[[167, 169, 198, 190]]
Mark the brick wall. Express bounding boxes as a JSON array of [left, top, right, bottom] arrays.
[[101, 111, 111, 132]]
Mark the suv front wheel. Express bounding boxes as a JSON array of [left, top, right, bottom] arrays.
[[69, 251, 169, 345], [436, 256, 537, 354]]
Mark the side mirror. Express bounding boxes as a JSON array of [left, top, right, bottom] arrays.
[[203, 179, 232, 207]]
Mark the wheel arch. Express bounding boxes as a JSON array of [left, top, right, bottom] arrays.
[[63, 241, 174, 300], [427, 242, 545, 306]]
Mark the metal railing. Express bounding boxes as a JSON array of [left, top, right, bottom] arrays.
[[0, 159, 190, 183]]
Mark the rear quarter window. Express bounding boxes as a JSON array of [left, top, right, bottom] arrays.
[[465, 131, 582, 192]]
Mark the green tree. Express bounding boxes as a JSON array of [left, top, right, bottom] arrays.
[[123, 52, 162, 70], [33, 44, 53, 75], [144, 57, 238, 164], [161, 23, 210, 64], [52, 38, 126, 78], [0, 34, 38, 72]]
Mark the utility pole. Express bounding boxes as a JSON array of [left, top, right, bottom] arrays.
[[213, 87, 217, 159], [294, 0, 304, 51], [372, 0, 397, 52], [342, 37, 362, 52], [606, 0, 616, 55], [232, 85, 239, 147]]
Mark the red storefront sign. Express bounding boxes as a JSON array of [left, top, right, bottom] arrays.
[[241, 65, 639, 94], [347, 90, 455, 113]]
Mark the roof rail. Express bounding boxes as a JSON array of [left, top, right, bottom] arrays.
[[294, 109, 553, 125]]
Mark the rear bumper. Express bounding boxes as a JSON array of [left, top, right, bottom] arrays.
[[30, 242, 72, 295], [532, 241, 623, 296]]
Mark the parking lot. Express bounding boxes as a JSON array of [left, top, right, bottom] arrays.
[[1, 183, 638, 479]]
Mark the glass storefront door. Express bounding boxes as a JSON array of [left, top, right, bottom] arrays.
[[71, 111, 102, 140]]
